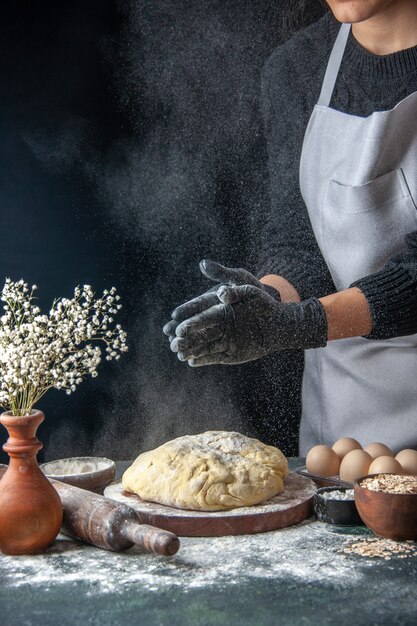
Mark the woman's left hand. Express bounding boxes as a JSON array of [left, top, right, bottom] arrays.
[[170, 284, 328, 366]]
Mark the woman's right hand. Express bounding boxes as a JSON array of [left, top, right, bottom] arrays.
[[162, 259, 281, 340]]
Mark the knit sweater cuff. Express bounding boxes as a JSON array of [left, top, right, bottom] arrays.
[[350, 266, 417, 340]]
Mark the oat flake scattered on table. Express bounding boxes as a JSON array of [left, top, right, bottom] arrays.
[[339, 537, 417, 560]]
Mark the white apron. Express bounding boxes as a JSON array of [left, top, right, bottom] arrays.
[[299, 24, 417, 455]]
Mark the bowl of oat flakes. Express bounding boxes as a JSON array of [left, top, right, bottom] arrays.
[[354, 473, 417, 540]]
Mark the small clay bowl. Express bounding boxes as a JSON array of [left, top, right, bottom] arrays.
[[314, 486, 363, 525], [354, 473, 417, 540], [40, 456, 116, 494]]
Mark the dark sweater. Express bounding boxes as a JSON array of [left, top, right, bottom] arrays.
[[259, 12, 417, 340]]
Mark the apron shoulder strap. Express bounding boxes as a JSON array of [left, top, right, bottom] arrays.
[[317, 23, 351, 107]]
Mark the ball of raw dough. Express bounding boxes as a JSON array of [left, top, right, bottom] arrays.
[[122, 431, 289, 511]]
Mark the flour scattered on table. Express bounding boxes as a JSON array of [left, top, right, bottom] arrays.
[[0, 521, 400, 595]]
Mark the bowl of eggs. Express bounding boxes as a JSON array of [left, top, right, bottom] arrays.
[[354, 473, 417, 540], [298, 438, 417, 485]]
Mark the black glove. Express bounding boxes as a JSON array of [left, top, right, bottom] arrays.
[[170, 283, 327, 366], [162, 259, 280, 339]]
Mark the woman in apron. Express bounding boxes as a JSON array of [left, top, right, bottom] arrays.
[[163, 0, 417, 454]]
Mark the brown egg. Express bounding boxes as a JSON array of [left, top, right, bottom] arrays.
[[368, 456, 403, 475], [332, 437, 362, 461], [395, 449, 417, 475], [339, 449, 372, 482], [363, 442, 393, 459], [306, 445, 340, 477]]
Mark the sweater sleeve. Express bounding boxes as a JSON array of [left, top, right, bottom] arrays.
[[257, 43, 335, 301], [351, 232, 417, 339]]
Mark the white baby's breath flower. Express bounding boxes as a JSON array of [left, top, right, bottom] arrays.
[[0, 279, 127, 416]]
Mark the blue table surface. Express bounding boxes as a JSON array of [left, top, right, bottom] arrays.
[[1, 458, 416, 626]]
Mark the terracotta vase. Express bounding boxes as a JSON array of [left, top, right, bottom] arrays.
[[0, 409, 63, 555]]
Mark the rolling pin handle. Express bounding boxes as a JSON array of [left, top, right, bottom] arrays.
[[51, 479, 180, 555], [122, 519, 180, 556]]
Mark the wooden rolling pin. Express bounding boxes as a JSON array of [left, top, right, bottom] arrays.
[[51, 479, 180, 556]]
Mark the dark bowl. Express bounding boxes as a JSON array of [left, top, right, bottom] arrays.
[[314, 486, 363, 525], [40, 456, 116, 494], [354, 473, 417, 540], [295, 466, 353, 489]]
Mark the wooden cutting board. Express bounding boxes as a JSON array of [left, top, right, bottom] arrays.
[[104, 472, 316, 537]]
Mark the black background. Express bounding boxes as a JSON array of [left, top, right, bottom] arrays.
[[0, 1, 325, 464]]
